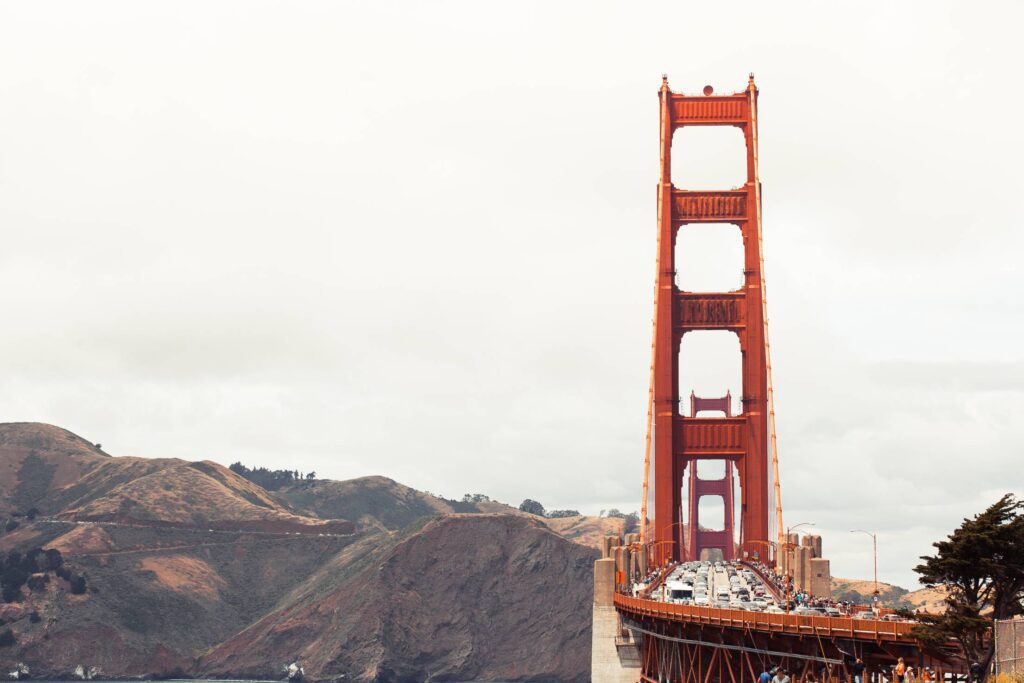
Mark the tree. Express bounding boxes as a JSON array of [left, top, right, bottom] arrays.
[[5, 551, 21, 570], [1, 566, 28, 591], [1, 585, 20, 603], [623, 512, 640, 534], [547, 509, 581, 518], [306, 471, 316, 480], [518, 499, 546, 516], [912, 493, 1024, 673], [3, 519, 17, 533], [42, 548, 63, 572], [20, 549, 41, 574], [26, 508, 39, 521], [0, 628, 14, 647], [26, 574, 48, 592], [69, 573, 87, 595]]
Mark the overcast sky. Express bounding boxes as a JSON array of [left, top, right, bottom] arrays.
[[1, 1, 1022, 589]]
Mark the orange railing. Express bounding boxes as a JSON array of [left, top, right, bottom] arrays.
[[614, 593, 918, 643]]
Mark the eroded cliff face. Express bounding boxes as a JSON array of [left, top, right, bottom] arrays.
[[201, 514, 597, 683], [0, 423, 597, 682]]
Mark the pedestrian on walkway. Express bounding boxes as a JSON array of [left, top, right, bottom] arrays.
[[852, 658, 866, 683], [895, 658, 907, 683], [774, 668, 791, 683]]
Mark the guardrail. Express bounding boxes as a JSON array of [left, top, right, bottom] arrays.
[[614, 593, 918, 643]]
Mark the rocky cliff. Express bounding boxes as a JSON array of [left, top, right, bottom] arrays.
[[0, 423, 599, 681]]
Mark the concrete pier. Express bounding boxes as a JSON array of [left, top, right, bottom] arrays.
[[591, 557, 640, 683]]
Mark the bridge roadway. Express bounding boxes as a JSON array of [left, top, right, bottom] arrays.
[[612, 562, 965, 683]]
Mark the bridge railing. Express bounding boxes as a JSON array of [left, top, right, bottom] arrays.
[[614, 593, 918, 643]]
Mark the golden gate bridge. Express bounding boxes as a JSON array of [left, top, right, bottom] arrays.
[[591, 76, 969, 683]]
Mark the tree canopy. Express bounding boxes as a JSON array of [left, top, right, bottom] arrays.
[[518, 499, 546, 516], [912, 493, 1024, 669]]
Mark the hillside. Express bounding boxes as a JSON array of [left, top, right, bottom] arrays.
[[276, 476, 477, 531], [832, 577, 948, 613], [0, 423, 600, 680], [201, 514, 597, 682], [56, 460, 353, 534], [0, 423, 108, 514]]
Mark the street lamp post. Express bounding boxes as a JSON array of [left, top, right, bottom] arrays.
[[659, 521, 687, 563], [851, 529, 878, 612]]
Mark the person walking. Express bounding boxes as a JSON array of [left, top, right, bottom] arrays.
[[895, 658, 907, 683], [774, 668, 791, 683], [852, 658, 866, 683], [759, 667, 775, 683]]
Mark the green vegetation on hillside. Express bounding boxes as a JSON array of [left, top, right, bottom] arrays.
[[229, 462, 315, 491]]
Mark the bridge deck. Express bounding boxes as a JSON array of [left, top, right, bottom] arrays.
[[614, 594, 917, 643]]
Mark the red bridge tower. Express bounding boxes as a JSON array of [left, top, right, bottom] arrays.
[[643, 76, 778, 565]]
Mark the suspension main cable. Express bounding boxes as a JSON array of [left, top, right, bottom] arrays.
[[748, 77, 785, 556]]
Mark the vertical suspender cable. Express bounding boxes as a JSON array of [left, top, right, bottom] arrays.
[[748, 75, 785, 557]]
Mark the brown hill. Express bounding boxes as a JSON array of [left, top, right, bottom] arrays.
[[278, 478, 620, 553], [56, 460, 352, 534], [541, 514, 625, 550], [0, 423, 108, 513], [0, 423, 599, 680], [200, 514, 597, 682], [1, 521, 358, 677], [276, 476, 474, 531], [832, 577, 948, 613]]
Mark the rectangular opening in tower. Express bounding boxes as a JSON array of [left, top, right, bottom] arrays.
[[697, 496, 725, 532], [678, 331, 743, 416], [675, 223, 745, 293], [671, 126, 747, 190]]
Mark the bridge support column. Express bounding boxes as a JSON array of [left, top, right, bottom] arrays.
[[592, 558, 641, 683]]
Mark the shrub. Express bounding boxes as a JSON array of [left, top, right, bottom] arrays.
[[26, 508, 39, 521], [1, 585, 20, 603], [26, 574, 48, 592], [518, 499, 546, 516], [20, 550, 41, 574], [43, 548, 63, 571], [0, 628, 15, 646], [69, 574, 87, 595], [4, 551, 21, 570], [28, 611, 40, 624], [547, 509, 581, 518], [2, 566, 28, 590], [3, 519, 17, 533]]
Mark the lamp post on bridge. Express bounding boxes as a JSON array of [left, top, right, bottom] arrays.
[[850, 529, 879, 613], [660, 521, 687, 564]]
